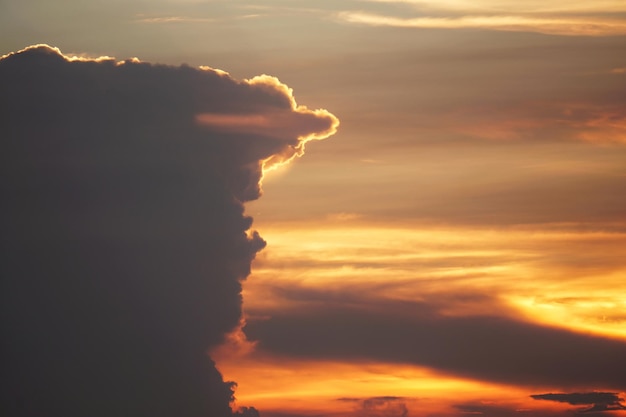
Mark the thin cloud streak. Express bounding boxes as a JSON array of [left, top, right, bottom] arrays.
[[448, 101, 626, 144], [337, 11, 626, 36], [134, 16, 216, 23], [364, 0, 626, 14]]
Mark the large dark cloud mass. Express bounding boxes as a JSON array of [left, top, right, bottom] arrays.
[[244, 294, 626, 390], [0, 45, 337, 417]]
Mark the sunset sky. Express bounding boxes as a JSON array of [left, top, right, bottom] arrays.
[[2, 1, 626, 417]]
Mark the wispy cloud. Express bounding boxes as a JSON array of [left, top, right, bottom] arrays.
[[134, 14, 264, 24], [337, 11, 626, 36], [450, 101, 626, 144], [364, 0, 626, 14], [134, 14, 216, 23]]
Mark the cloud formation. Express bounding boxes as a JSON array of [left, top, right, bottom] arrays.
[[244, 295, 626, 390], [340, 1, 626, 36], [364, 0, 626, 13], [0, 44, 337, 416], [338, 396, 409, 417], [338, 12, 626, 36], [450, 101, 626, 145], [531, 393, 626, 413]]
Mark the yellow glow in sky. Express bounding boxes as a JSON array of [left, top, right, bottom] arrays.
[[246, 224, 626, 338]]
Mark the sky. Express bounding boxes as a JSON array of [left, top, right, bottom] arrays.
[[1, 1, 626, 417]]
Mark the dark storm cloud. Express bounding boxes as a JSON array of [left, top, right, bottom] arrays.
[[531, 393, 626, 413], [244, 296, 626, 390], [0, 45, 336, 417]]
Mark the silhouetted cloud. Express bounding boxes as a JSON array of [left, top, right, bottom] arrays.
[[531, 393, 626, 413], [338, 397, 409, 417], [0, 45, 337, 417], [245, 296, 626, 390], [234, 406, 262, 417], [451, 401, 594, 417]]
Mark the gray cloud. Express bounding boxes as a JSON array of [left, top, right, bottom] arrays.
[[0, 45, 336, 417], [244, 294, 626, 390], [451, 402, 576, 417], [338, 396, 409, 417], [531, 393, 626, 413]]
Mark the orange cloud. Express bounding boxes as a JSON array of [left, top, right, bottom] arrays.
[[450, 101, 626, 144]]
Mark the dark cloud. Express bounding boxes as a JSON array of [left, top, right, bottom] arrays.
[[244, 296, 626, 390], [234, 406, 262, 417], [449, 401, 605, 417], [255, 413, 329, 417], [531, 393, 626, 413], [338, 397, 409, 417], [0, 45, 337, 416]]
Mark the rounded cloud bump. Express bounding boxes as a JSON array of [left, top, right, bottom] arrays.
[[1, 44, 338, 201]]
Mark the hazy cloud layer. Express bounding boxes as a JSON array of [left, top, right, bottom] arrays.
[[245, 295, 626, 390], [0, 45, 336, 416], [337, 0, 626, 36], [337, 12, 626, 36]]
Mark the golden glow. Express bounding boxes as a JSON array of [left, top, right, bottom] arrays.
[[246, 223, 626, 338], [215, 354, 531, 415], [215, 346, 607, 416], [250, 74, 340, 176], [258, 109, 339, 184], [198, 65, 230, 76], [217, 221, 626, 414], [245, 74, 298, 110], [4, 1, 624, 415]]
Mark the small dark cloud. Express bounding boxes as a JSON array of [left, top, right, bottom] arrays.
[[454, 403, 533, 417], [532, 393, 626, 413], [0, 45, 337, 416], [234, 406, 262, 417], [338, 396, 409, 417]]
